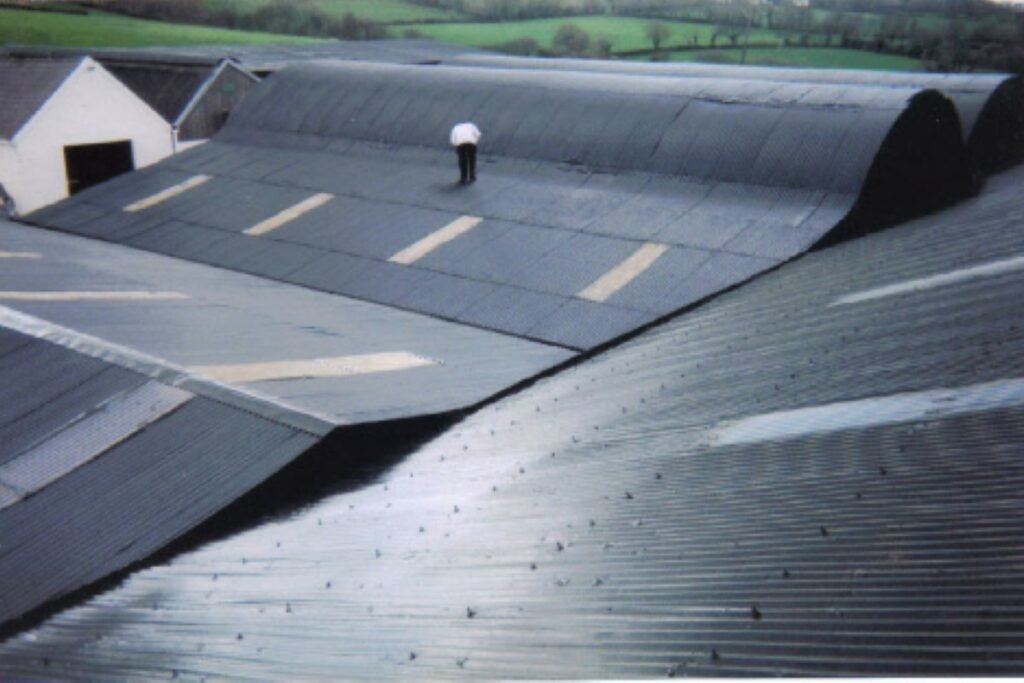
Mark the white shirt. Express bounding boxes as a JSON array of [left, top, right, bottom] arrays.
[[450, 122, 481, 146]]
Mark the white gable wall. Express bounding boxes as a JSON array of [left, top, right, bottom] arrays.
[[3, 57, 173, 215]]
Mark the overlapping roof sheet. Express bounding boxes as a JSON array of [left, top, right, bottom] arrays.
[[453, 54, 1024, 174], [4, 155, 1023, 679], [6, 54, 1024, 666], [101, 60, 215, 124], [0, 321, 318, 629], [0, 57, 79, 139], [0, 216, 569, 629], [28, 59, 990, 351]]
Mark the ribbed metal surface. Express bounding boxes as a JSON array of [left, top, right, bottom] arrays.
[[0, 220, 571, 424], [0, 57, 79, 138], [0, 380, 192, 504], [3, 156, 1022, 680], [453, 55, 1024, 175], [3, 40, 484, 75], [27, 61, 992, 350], [0, 350, 315, 626]]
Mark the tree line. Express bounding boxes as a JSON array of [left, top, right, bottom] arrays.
[[80, 0, 387, 39], [413, 0, 1024, 72]]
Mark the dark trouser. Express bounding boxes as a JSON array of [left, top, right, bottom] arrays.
[[457, 143, 477, 182]]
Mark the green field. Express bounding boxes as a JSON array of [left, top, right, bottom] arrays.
[[203, 0, 464, 22], [662, 47, 923, 70], [393, 16, 800, 52], [0, 7, 325, 47]]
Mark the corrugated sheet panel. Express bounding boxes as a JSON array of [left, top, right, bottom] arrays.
[[0, 219, 572, 423], [103, 61, 209, 122], [0, 395, 316, 628], [0, 57, 79, 138], [455, 54, 1024, 175], [25, 61, 1007, 352], [4, 154, 1023, 681]]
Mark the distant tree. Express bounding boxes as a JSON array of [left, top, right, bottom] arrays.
[[645, 21, 671, 50], [553, 23, 591, 55], [594, 36, 614, 58], [726, 27, 747, 48], [335, 12, 386, 39]]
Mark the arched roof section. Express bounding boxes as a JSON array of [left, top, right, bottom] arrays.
[[452, 54, 1023, 174]]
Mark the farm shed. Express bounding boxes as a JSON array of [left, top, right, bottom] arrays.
[[99, 55, 260, 148], [0, 56, 172, 215]]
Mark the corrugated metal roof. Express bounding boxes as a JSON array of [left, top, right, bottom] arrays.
[[3, 40, 484, 73], [28, 61, 993, 352], [0, 206, 571, 629], [0, 315, 330, 628], [0, 220, 570, 424], [102, 60, 212, 123], [453, 54, 1024, 174], [0, 57, 79, 139], [3, 156, 1022, 680]]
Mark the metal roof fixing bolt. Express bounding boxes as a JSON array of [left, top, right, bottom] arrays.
[[820, 526, 829, 537], [375, 549, 382, 558], [453, 505, 460, 513], [782, 569, 790, 578], [409, 652, 417, 661], [456, 657, 468, 668], [556, 541, 565, 552], [466, 607, 476, 619], [625, 491, 634, 499], [751, 606, 762, 621], [667, 666, 676, 678], [711, 649, 720, 662]]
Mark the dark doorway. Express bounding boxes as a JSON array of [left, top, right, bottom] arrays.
[[63, 140, 134, 195]]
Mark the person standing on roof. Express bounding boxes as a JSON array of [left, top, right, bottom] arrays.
[[450, 122, 481, 185]]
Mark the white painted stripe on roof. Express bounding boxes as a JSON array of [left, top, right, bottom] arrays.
[[243, 192, 334, 237], [578, 242, 669, 303], [388, 215, 482, 265], [123, 174, 210, 212], [831, 255, 1024, 306], [0, 382, 192, 510], [194, 352, 436, 384], [0, 304, 336, 435], [0, 251, 41, 259], [715, 377, 1024, 447], [0, 291, 189, 301]]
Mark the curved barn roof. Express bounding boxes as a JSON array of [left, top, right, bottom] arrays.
[[28, 61, 983, 352], [452, 54, 1024, 173]]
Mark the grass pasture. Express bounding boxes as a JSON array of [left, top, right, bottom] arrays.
[[203, 0, 464, 23], [393, 16, 796, 52], [663, 46, 923, 70], [0, 6, 324, 47]]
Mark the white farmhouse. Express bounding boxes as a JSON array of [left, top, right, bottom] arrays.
[[0, 56, 173, 216]]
